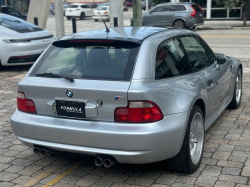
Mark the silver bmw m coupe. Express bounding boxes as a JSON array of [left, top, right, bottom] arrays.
[[11, 27, 242, 173]]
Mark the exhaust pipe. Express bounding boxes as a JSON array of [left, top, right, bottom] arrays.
[[33, 147, 40, 155], [94, 156, 104, 166], [39, 148, 53, 157], [103, 157, 117, 168]]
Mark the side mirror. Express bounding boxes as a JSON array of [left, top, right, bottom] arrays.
[[216, 55, 227, 65]]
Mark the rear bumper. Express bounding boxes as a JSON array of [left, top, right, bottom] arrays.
[[11, 110, 188, 164], [92, 15, 109, 20], [0, 37, 56, 66]]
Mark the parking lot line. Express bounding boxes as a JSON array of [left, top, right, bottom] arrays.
[[42, 161, 84, 187], [202, 36, 250, 38], [24, 165, 60, 187]]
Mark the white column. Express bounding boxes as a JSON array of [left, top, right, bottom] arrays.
[[54, 0, 65, 38], [146, 0, 148, 12], [206, 0, 211, 19], [109, 0, 124, 27]]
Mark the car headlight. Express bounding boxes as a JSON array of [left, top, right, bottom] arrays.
[[3, 39, 31, 43]]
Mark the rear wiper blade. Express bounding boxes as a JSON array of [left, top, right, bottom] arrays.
[[36, 73, 74, 83]]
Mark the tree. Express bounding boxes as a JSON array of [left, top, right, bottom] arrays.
[[215, 0, 250, 26], [152, 0, 171, 5]]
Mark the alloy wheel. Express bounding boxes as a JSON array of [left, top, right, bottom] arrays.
[[189, 112, 204, 165], [174, 20, 185, 29], [236, 70, 242, 104]]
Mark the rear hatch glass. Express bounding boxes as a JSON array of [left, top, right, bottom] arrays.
[[192, 4, 203, 12], [68, 5, 79, 8], [30, 40, 140, 81], [0, 15, 43, 33]]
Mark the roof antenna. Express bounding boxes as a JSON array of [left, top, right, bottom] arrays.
[[93, 0, 110, 33]]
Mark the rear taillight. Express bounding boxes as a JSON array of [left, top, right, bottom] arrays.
[[17, 92, 37, 114], [191, 6, 196, 17], [115, 101, 164, 123], [104, 12, 108, 14]]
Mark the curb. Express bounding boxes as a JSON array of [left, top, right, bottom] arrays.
[[210, 45, 250, 48], [197, 26, 250, 30]]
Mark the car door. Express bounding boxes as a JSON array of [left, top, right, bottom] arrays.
[[179, 35, 229, 123], [158, 5, 176, 26], [86, 5, 93, 16], [143, 6, 164, 26]]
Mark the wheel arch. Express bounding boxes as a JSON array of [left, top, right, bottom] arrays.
[[173, 17, 186, 26], [193, 98, 206, 121]]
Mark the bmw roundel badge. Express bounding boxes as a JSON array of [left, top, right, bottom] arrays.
[[66, 90, 73, 97]]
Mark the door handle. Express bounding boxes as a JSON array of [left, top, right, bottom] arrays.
[[207, 79, 214, 87]]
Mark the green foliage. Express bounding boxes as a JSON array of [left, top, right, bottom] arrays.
[[151, 0, 171, 5], [214, 0, 250, 8]]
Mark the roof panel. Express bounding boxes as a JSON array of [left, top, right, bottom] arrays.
[[60, 27, 167, 42]]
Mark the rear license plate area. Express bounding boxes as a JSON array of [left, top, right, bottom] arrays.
[[56, 100, 86, 119]]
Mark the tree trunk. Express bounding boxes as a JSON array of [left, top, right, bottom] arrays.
[[243, 5, 247, 27], [132, 0, 142, 26]]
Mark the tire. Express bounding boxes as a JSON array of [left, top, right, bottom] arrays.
[[94, 19, 98, 22], [166, 105, 204, 174], [228, 68, 242, 109], [174, 19, 186, 29], [80, 13, 85, 20], [67, 17, 71, 20]]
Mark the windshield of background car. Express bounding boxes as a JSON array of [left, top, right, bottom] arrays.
[[0, 15, 43, 33], [68, 5, 79, 8], [30, 40, 141, 81]]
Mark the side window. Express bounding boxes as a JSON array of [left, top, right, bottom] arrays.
[[155, 38, 192, 80], [175, 5, 187, 11], [151, 6, 164, 13], [87, 5, 91, 9], [81, 5, 87, 8], [163, 5, 175, 11], [179, 35, 209, 71], [6, 8, 20, 16], [198, 38, 216, 66]]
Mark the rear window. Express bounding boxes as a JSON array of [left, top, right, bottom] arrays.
[[68, 5, 79, 8], [97, 7, 108, 10], [0, 16, 43, 33], [30, 40, 141, 81], [191, 4, 202, 12]]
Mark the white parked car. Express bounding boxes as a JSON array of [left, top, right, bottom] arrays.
[[65, 3, 93, 20], [93, 6, 110, 22], [0, 14, 56, 68]]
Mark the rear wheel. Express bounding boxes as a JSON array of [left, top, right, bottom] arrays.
[[189, 26, 196, 30], [94, 19, 98, 22], [174, 19, 186, 29], [167, 105, 204, 173], [228, 68, 242, 109], [67, 17, 71, 20], [80, 13, 85, 20]]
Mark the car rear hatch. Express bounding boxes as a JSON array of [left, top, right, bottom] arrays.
[[66, 5, 80, 13], [94, 7, 109, 16], [21, 39, 140, 122], [191, 4, 204, 25]]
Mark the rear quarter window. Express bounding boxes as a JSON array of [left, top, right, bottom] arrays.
[[175, 5, 187, 11], [30, 40, 141, 81]]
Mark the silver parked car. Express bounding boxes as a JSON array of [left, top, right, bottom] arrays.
[[131, 2, 204, 29], [11, 27, 242, 173], [0, 14, 56, 68]]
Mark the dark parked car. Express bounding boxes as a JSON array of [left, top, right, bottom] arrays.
[[131, 2, 204, 29], [89, 3, 98, 8], [126, 1, 132, 7], [141, 1, 155, 10], [1, 6, 27, 20]]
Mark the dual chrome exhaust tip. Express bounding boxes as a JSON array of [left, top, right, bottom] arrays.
[[94, 156, 117, 168], [33, 147, 53, 157]]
